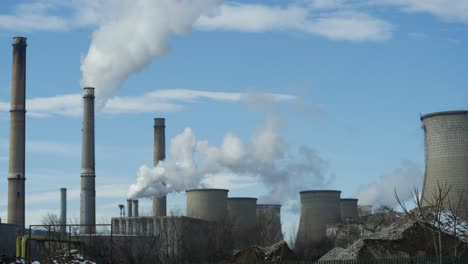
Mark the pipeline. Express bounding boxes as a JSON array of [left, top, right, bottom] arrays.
[[16, 235, 81, 259]]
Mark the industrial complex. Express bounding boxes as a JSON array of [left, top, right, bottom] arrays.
[[1, 36, 467, 263]]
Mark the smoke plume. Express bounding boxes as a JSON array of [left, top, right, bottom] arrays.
[[80, 0, 222, 107], [128, 112, 331, 203], [356, 160, 424, 208]]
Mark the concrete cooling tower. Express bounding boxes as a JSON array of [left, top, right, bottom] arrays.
[[256, 204, 283, 246], [186, 189, 228, 221], [295, 190, 341, 255], [340, 198, 358, 221], [228, 197, 257, 248], [421, 111, 468, 217]]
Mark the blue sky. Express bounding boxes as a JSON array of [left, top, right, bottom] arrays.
[[0, 0, 467, 238]]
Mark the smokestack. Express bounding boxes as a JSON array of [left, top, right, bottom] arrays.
[[60, 188, 67, 235], [80, 87, 96, 234], [7, 37, 27, 231], [152, 118, 166, 216], [133, 200, 139, 217], [127, 199, 133, 217]]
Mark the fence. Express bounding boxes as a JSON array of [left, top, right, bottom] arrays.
[[230, 257, 468, 264]]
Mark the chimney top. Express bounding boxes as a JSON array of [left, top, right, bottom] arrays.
[[12, 37, 27, 46], [154, 118, 165, 127]]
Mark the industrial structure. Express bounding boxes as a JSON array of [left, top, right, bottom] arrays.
[[153, 118, 167, 217], [133, 200, 139, 217], [421, 111, 468, 217], [256, 204, 283, 246], [80, 87, 96, 234], [295, 190, 341, 254], [186, 189, 229, 221], [340, 198, 358, 221], [7, 37, 27, 231], [127, 199, 133, 217], [60, 188, 67, 235], [358, 205, 373, 216], [228, 197, 257, 247]]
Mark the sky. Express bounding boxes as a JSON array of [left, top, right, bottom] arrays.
[[0, 0, 467, 240]]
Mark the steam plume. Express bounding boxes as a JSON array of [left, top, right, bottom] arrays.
[[80, 0, 222, 107]]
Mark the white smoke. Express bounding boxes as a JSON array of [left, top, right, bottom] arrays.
[[80, 0, 222, 107], [356, 160, 424, 209], [128, 113, 331, 202]]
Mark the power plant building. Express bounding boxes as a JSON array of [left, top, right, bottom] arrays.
[[421, 111, 468, 217]]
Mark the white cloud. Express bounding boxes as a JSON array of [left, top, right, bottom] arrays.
[[0, 89, 296, 118], [196, 3, 393, 41], [376, 0, 468, 23]]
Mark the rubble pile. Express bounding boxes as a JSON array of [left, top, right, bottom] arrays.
[[228, 241, 297, 262]]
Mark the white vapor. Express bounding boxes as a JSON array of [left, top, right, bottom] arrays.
[[356, 160, 424, 208], [128, 102, 331, 203], [80, 0, 222, 107], [0, 89, 295, 118]]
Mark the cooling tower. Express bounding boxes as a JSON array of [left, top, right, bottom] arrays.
[[153, 118, 167, 217], [7, 37, 27, 230], [228, 197, 257, 248], [256, 204, 283, 246], [127, 199, 133, 217], [295, 190, 341, 254], [60, 188, 67, 235], [80, 87, 96, 234], [133, 200, 139, 217], [340, 198, 358, 221], [358, 205, 373, 216], [421, 111, 468, 217], [186, 189, 228, 221]]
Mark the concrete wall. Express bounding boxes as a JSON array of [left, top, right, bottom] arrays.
[[421, 111, 468, 218], [186, 189, 228, 221], [0, 223, 20, 256], [340, 198, 358, 221]]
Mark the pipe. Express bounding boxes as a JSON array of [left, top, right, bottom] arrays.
[[18, 235, 80, 259], [133, 200, 139, 217], [152, 118, 166, 216], [60, 188, 67, 235], [80, 87, 96, 234], [16, 236, 22, 258], [127, 199, 133, 217], [7, 37, 27, 231]]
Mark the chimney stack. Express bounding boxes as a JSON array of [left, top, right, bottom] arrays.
[[127, 199, 133, 217], [7, 37, 27, 231], [60, 188, 67, 235], [133, 200, 139, 217], [152, 118, 166, 216], [80, 87, 96, 234]]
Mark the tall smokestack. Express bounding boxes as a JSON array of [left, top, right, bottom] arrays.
[[80, 87, 96, 234], [7, 37, 27, 231], [133, 200, 139, 217], [60, 188, 67, 235], [152, 118, 166, 216], [127, 199, 133, 217]]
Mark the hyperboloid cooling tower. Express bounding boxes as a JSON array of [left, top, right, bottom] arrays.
[[7, 37, 27, 230], [340, 198, 358, 221], [295, 190, 341, 252], [228, 197, 257, 247], [256, 204, 283, 246], [186, 189, 228, 221], [421, 111, 468, 217]]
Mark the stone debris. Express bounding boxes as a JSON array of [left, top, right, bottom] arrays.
[[228, 241, 297, 262]]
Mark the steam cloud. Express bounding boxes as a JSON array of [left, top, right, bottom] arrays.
[[128, 112, 331, 203], [356, 160, 424, 208], [80, 0, 222, 107]]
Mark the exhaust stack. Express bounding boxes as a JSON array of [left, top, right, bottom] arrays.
[[60, 188, 67, 235], [7, 37, 27, 231], [152, 118, 166, 216], [127, 199, 133, 217], [80, 87, 96, 234], [133, 200, 139, 217]]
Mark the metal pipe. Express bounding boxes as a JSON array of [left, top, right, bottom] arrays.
[[80, 87, 96, 234], [7, 37, 27, 232], [60, 188, 67, 235], [152, 118, 166, 216]]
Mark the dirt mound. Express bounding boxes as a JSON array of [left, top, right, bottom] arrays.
[[228, 241, 297, 262]]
